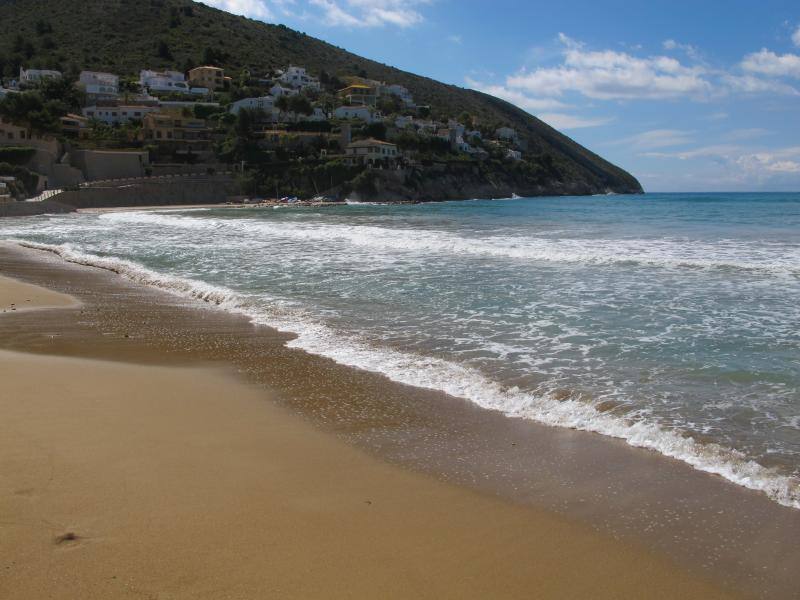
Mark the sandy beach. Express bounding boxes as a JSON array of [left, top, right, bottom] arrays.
[[0, 273, 79, 313], [0, 254, 739, 598]]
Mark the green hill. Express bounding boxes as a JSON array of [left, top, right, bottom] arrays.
[[0, 0, 643, 196]]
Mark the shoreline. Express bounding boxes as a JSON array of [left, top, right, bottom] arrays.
[[0, 270, 730, 599], [9, 234, 799, 511], [2, 242, 799, 597]]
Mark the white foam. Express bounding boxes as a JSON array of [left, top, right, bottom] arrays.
[[99, 211, 800, 275], [15, 239, 800, 510]]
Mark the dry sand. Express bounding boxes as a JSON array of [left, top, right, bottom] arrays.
[[0, 274, 78, 313], [0, 274, 738, 599]]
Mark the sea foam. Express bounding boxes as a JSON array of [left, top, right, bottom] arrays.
[[16, 239, 800, 510], [100, 211, 800, 276]]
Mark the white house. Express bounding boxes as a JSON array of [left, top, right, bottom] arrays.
[[270, 84, 298, 98], [394, 115, 414, 129], [303, 107, 328, 122], [495, 126, 518, 141], [139, 70, 208, 95], [79, 71, 119, 98], [448, 120, 466, 138], [506, 148, 523, 161], [19, 68, 61, 86], [82, 105, 159, 125], [334, 106, 382, 124], [386, 84, 414, 106], [413, 119, 440, 134], [230, 96, 276, 115], [278, 66, 320, 91]]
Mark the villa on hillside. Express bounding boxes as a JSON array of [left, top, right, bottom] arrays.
[[278, 66, 320, 91], [188, 66, 228, 91], [141, 111, 213, 154], [83, 105, 160, 125], [140, 70, 208, 96], [19, 68, 61, 86], [495, 126, 518, 141], [345, 138, 399, 167], [270, 84, 298, 98], [229, 96, 277, 116], [334, 106, 382, 124], [78, 71, 119, 99], [60, 113, 90, 138], [338, 84, 378, 107]]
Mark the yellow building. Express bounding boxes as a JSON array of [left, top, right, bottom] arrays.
[[337, 84, 378, 107], [188, 66, 226, 91], [142, 111, 213, 153], [345, 138, 399, 167]]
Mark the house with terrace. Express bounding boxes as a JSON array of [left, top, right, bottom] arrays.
[[337, 84, 378, 107], [334, 105, 382, 124], [78, 71, 119, 100], [345, 138, 399, 167], [140, 70, 208, 96], [278, 66, 320, 92], [19, 67, 61, 87], [188, 66, 228, 91], [83, 105, 160, 125]]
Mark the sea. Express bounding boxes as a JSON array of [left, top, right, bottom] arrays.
[[2, 192, 799, 509]]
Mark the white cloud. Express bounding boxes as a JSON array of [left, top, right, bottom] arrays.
[[793, 25, 800, 47], [465, 78, 570, 111], [722, 128, 771, 142], [310, 0, 427, 28], [741, 49, 800, 79], [722, 73, 799, 95], [612, 129, 694, 150], [538, 113, 613, 129], [200, 0, 428, 27], [447, 34, 462, 44], [466, 77, 608, 130], [642, 144, 742, 160], [199, 0, 276, 19], [736, 147, 800, 174], [662, 39, 701, 61], [506, 33, 713, 100], [643, 144, 800, 184]]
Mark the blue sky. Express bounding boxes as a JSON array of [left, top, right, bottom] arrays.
[[201, 0, 800, 192]]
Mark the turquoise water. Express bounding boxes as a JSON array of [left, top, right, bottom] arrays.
[[2, 192, 799, 507]]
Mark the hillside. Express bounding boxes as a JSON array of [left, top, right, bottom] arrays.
[[0, 0, 643, 196]]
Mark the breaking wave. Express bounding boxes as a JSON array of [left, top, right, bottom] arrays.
[[100, 211, 800, 275], [16, 239, 800, 510]]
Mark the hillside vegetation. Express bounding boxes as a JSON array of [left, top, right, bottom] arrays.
[[0, 0, 643, 195]]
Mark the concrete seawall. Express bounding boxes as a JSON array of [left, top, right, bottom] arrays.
[[57, 175, 239, 209], [0, 201, 76, 218]]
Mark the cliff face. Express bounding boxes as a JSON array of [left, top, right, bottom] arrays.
[[345, 164, 641, 203], [0, 0, 643, 198]]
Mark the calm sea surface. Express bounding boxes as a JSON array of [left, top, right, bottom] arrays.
[[3, 192, 799, 507]]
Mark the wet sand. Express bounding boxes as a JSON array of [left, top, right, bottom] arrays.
[[1, 346, 743, 600], [1, 242, 798, 598], [0, 268, 734, 599]]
